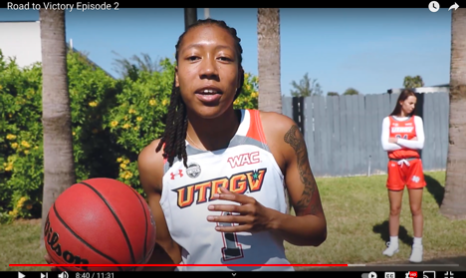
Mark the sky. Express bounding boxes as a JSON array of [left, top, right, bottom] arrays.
[[0, 8, 452, 95]]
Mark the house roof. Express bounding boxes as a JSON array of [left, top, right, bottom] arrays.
[[67, 44, 116, 79], [387, 86, 449, 94], [0, 20, 40, 23], [0, 21, 115, 79], [387, 83, 449, 94]]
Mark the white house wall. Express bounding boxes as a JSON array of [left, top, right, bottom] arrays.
[[0, 21, 42, 68]]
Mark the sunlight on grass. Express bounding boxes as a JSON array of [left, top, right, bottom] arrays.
[[1, 171, 465, 271]]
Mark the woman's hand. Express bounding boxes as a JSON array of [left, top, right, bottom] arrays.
[[206, 187, 276, 233]]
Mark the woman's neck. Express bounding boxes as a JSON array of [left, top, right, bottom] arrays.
[[394, 112, 409, 118], [186, 108, 241, 151]]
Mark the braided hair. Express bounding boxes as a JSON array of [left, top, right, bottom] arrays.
[[155, 19, 245, 168]]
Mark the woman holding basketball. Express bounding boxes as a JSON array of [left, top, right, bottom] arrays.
[[381, 89, 426, 263], [45, 19, 327, 271]]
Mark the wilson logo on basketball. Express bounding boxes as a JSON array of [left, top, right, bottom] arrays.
[[44, 216, 90, 270], [227, 151, 260, 168], [172, 168, 267, 208]]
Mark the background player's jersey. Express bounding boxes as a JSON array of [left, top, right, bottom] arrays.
[[160, 109, 294, 271], [387, 115, 420, 159]]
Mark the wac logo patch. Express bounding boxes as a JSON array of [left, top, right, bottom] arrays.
[[227, 151, 260, 168]]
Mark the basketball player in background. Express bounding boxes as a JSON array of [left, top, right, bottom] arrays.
[[380, 89, 426, 263], [45, 18, 326, 271]]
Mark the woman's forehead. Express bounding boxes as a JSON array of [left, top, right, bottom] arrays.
[[180, 25, 236, 50]]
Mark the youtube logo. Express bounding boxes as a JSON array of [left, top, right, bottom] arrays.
[[405, 271, 418, 278]]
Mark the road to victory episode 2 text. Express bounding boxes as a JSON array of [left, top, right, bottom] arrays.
[[7, 2, 120, 11]]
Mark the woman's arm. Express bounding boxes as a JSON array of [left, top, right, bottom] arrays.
[[138, 139, 181, 271], [381, 116, 402, 151], [266, 114, 327, 246], [395, 116, 425, 150]]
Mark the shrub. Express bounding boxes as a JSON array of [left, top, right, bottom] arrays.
[[0, 50, 119, 223], [0, 50, 43, 222]]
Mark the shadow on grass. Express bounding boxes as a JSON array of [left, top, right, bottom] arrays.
[[373, 220, 413, 247], [425, 174, 444, 207]]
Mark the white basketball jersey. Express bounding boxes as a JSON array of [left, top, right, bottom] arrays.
[[160, 109, 294, 271]]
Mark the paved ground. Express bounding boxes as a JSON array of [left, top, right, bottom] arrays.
[[295, 256, 466, 272]]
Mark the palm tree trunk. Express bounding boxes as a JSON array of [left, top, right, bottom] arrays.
[[39, 9, 76, 247], [440, 8, 466, 220], [257, 8, 289, 212], [257, 8, 282, 114], [184, 8, 197, 31]]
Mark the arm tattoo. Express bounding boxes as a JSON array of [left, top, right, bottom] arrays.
[[284, 125, 321, 215]]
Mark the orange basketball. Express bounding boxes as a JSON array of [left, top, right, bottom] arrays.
[[44, 178, 156, 272]]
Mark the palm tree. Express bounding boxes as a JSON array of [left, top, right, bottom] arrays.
[[257, 9, 289, 212], [290, 73, 323, 97], [257, 8, 282, 113], [184, 8, 197, 30], [111, 51, 161, 81], [440, 8, 466, 220], [39, 9, 76, 247], [403, 75, 424, 89]]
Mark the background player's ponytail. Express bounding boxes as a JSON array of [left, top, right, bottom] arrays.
[[155, 19, 245, 168], [390, 89, 416, 117]]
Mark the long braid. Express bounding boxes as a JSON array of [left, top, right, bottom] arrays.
[[155, 19, 245, 168]]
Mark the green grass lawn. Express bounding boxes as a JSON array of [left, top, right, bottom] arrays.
[[285, 171, 466, 265], [1, 171, 465, 272]]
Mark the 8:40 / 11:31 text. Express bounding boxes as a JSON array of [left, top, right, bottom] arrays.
[[76, 273, 114, 278]]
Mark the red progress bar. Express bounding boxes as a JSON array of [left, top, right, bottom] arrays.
[[10, 264, 348, 267]]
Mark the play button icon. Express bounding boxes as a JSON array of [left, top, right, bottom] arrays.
[[18, 272, 25, 278]]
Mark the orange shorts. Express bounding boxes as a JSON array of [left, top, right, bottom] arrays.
[[386, 158, 426, 191]]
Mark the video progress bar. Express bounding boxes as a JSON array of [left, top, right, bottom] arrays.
[[356, 264, 460, 267]]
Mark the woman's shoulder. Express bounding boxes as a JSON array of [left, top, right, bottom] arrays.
[[249, 109, 294, 123], [139, 139, 164, 163], [382, 115, 391, 123], [255, 110, 297, 132], [138, 139, 165, 191], [413, 115, 423, 124]]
